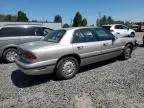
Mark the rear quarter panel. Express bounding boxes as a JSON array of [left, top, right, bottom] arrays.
[[30, 44, 74, 64]]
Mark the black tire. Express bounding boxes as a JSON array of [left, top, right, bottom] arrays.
[[3, 48, 17, 63], [131, 32, 135, 37], [120, 44, 132, 60], [143, 35, 144, 46], [56, 57, 79, 80]]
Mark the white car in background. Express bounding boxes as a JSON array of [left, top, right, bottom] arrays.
[[102, 24, 135, 38]]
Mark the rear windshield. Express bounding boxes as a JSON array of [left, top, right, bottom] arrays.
[[102, 26, 111, 31], [43, 30, 66, 43]]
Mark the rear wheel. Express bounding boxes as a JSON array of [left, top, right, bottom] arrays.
[[3, 48, 17, 63], [56, 57, 79, 80], [120, 44, 132, 60]]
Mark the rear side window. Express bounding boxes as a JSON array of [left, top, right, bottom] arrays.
[[43, 30, 66, 43], [0, 27, 45, 37], [121, 25, 129, 30], [94, 28, 113, 41], [73, 28, 98, 43], [0, 27, 24, 37]]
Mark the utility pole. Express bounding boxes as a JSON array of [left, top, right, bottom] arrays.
[[70, 18, 73, 27]]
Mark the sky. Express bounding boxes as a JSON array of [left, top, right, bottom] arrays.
[[0, 0, 144, 25]]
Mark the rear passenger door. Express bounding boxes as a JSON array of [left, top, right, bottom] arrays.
[[72, 28, 104, 66]]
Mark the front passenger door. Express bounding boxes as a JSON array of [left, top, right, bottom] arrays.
[[94, 28, 122, 60]]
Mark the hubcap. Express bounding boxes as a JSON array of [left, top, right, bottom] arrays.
[[125, 48, 131, 59], [62, 61, 75, 75], [6, 50, 17, 62]]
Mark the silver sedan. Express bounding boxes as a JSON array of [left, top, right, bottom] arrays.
[[15, 27, 136, 79]]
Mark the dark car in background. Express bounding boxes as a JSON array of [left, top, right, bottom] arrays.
[[0, 25, 53, 63]]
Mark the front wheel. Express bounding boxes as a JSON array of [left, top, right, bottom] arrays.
[[3, 48, 17, 63], [120, 44, 132, 60], [56, 57, 79, 80]]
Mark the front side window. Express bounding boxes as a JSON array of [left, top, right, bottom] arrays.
[[73, 29, 97, 43], [94, 28, 113, 41], [43, 30, 66, 43]]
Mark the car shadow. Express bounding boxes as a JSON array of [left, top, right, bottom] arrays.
[[11, 58, 117, 88], [137, 43, 144, 47], [0, 59, 4, 64], [78, 58, 116, 73], [11, 71, 58, 88]]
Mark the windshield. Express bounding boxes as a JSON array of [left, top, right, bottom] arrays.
[[43, 30, 66, 43]]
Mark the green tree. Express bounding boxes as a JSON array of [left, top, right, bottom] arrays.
[[101, 15, 107, 25], [17, 11, 28, 22], [124, 21, 131, 27], [31, 20, 38, 22], [114, 20, 124, 24], [0, 14, 6, 21], [4, 15, 12, 21], [107, 16, 114, 24], [63, 23, 69, 28], [11, 15, 17, 21], [54, 15, 62, 23], [73, 11, 82, 27], [81, 18, 87, 26], [96, 19, 100, 26]]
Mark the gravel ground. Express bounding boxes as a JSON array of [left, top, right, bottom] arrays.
[[0, 33, 144, 108]]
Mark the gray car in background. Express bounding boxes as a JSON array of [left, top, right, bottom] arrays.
[[0, 25, 52, 62], [15, 27, 136, 80]]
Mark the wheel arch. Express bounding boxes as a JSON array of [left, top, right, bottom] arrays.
[[125, 42, 134, 50], [2, 46, 18, 57], [56, 53, 81, 66]]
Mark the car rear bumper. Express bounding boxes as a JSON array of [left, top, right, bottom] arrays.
[[15, 59, 56, 75]]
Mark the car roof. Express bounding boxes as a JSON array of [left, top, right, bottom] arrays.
[[2, 24, 43, 28], [0, 24, 54, 30], [102, 24, 124, 26], [58, 26, 101, 31]]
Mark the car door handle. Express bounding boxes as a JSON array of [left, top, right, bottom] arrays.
[[103, 43, 109, 46], [116, 32, 120, 34], [77, 46, 84, 50]]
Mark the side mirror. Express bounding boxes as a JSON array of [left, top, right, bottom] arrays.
[[112, 36, 116, 41]]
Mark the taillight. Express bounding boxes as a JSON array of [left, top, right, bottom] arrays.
[[24, 52, 36, 60]]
